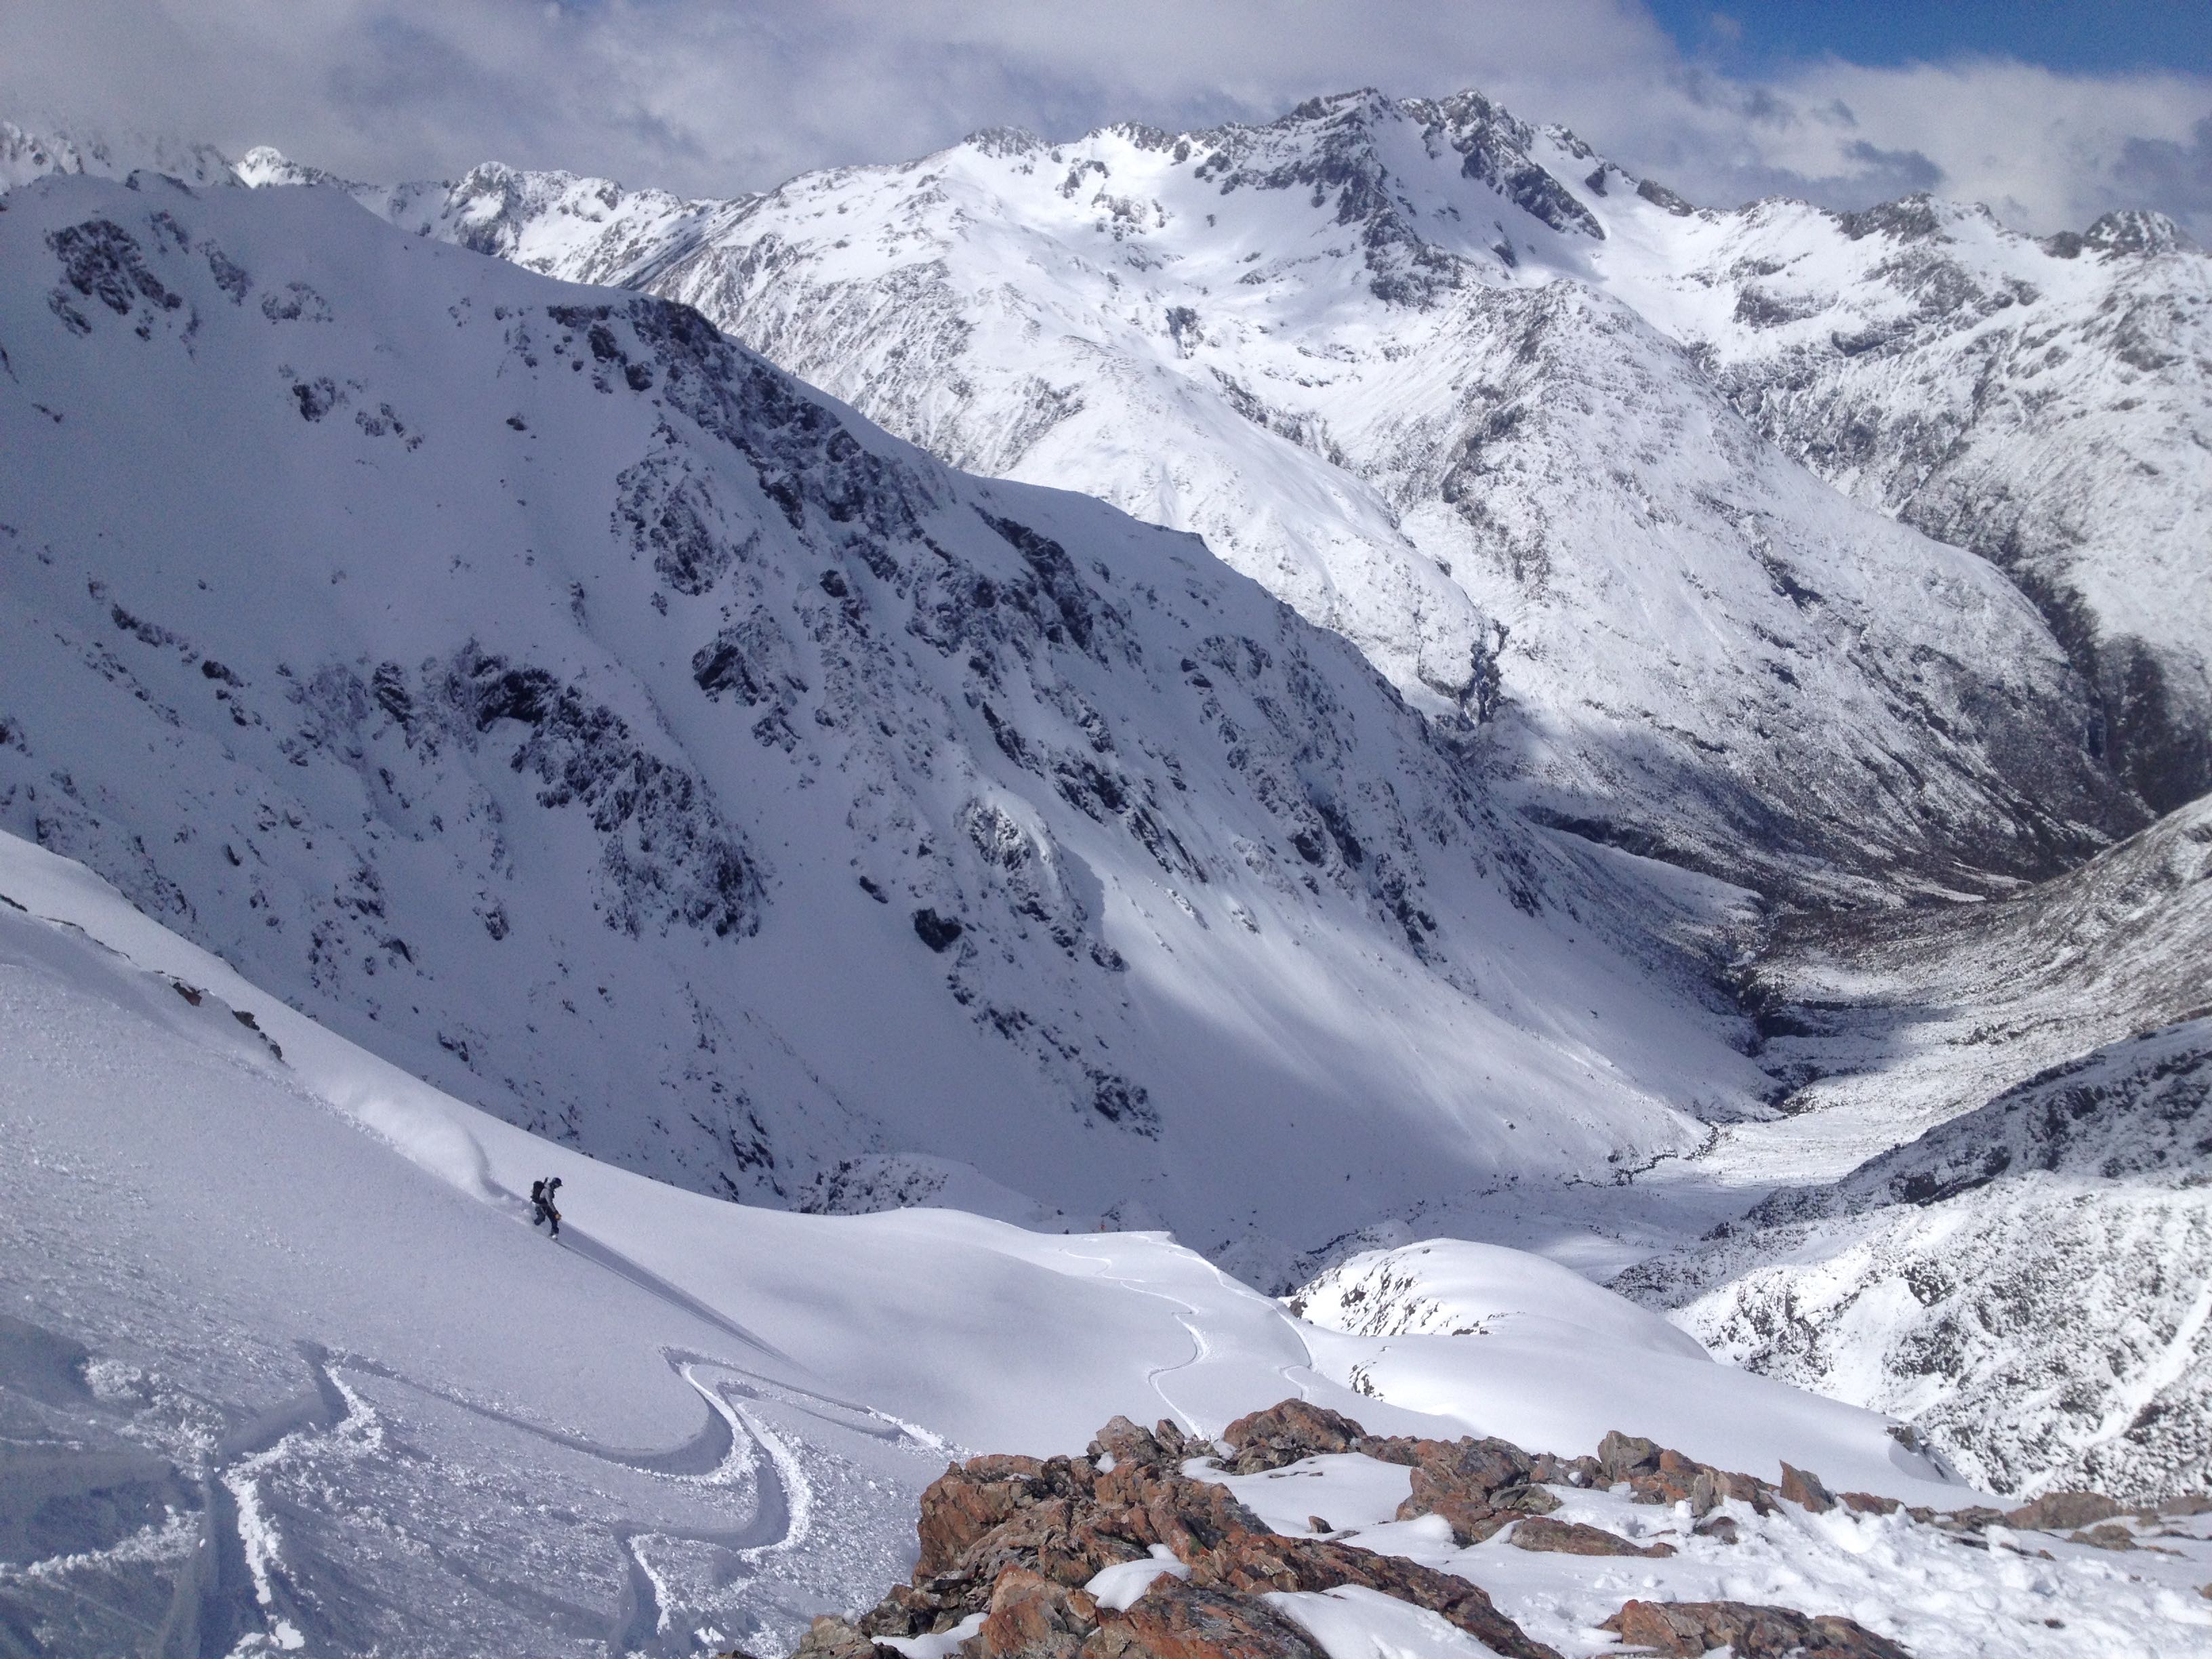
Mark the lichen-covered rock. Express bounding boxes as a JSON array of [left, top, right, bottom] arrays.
[[2005, 1490, 2124, 1532], [839, 1406, 1562, 1659], [1780, 1462, 1837, 1515], [1601, 1599, 1910, 1658], [1080, 1580, 1324, 1659], [791, 1616, 901, 1659], [972, 1567, 1101, 1659], [1218, 1401, 1365, 1473], [1507, 1517, 1673, 1558]]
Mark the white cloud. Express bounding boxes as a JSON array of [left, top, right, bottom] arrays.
[[1614, 56, 2212, 234], [1, 1, 2205, 239]]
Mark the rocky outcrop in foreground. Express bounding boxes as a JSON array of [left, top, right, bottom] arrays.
[[775, 1401, 1922, 1659]]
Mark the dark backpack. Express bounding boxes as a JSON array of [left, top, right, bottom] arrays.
[[530, 1179, 546, 1204]]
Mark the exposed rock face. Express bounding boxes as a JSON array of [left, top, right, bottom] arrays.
[[819, 1404, 2011, 1659], [1508, 1517, 1673, 1557], [1085, 1581, 1326, 1659], [1216, 1403, 1368, 1472], [2006, 1491, 2124, 1532], [853, 1410, 1559, 1659], [1602, 1598, 1911, 1658]]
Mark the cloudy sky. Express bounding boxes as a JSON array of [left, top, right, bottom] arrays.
[[5, 1, 2209, 238]]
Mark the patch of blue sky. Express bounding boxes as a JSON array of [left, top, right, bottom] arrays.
[[1643, 1, 2212, 76]]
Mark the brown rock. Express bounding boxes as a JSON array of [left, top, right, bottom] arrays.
[[2005, 1490, 2123, 1532], [1218, 1402, 1365, 1473], [1601, 1599, 1910, 1658], [1780, 1463, 1837, 1515], [859, 1407, 1568, 1659], [1692, 1515, 1740, 1545], [1079, 1580, 1326, 1659], [1489, 1484, 1561, 1516], [974, 1567, 1101, 1659], [1597, 1431, 1661, 1484], [791, 1616, 900, 1659], [917, 1464, 1033, 1578], [1102, 1464, 1269, 1563], [1187, 1534, 1559, 1659], [1840, 1492, 1900, 1517], [2157, 1493, 2211, 1517], [1720, 1469, 1781, 1516], [1093, 1417, 1169, 1468], [1933, 1505, 2006, 1535], [1507, 1517, 1675, 1558], [1395, 1437, 1550, 1542], [2069, 1523, 2137, 1551], [1415, 1500, 1513, 1547], [1305, 1516, 1331, 1535], [1347, 1434, 1425, 1467]]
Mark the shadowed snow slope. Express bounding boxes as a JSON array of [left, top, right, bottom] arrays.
[[0, 172, 1774, 1276], [223, 91, 2175, 901], [0, 830, 1976, 1655]]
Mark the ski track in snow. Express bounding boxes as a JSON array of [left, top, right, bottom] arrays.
[[1058, 1244, 1323, 1435], [182, 1340, 821, 1658]]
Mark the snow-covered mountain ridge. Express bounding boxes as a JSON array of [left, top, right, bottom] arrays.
[[10, 100, 2166, 903], [0, 169, 1773, 1285], [499, 88, 2153, 903], [1621, 1015, 2212, 1504]]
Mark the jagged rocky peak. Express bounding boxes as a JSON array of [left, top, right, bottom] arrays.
[[1149, 85, 1606, 266], [2054, 207, 2201, 260]]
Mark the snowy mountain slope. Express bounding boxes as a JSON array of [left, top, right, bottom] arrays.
[[1599, 796, 2212, 1500], [1618, 1016, 2212, 1503], [154, 94, 2147, 902], [1, 828, 2007, 1657], [1732, 790, 2212, 1175], [0, 170, 1779, 1277], [1289, 1240, 1711, 1357], [1277, 795, 2212, 1502], [1595, 189, 2212, 813]]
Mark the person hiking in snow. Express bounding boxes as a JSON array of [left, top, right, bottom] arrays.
[[531, 1176, 563, 1238]]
